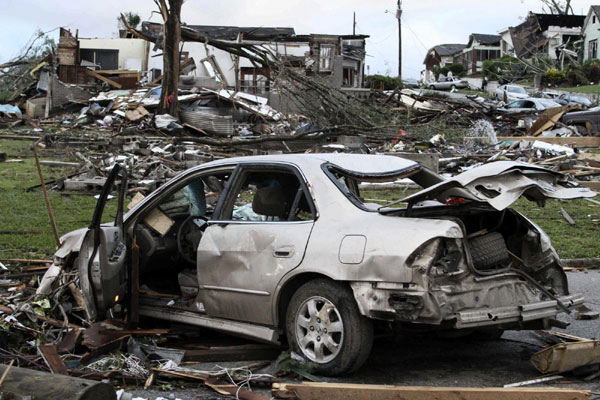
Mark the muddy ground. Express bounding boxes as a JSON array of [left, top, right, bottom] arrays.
[[122, 269, 600, 399]]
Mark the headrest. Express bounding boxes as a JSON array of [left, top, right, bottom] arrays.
[[252, 186, 286, 217]]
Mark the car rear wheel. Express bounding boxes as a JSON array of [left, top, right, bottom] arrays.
[[451, 84, 456, 90], [429, 85, 435, 90], [286, 279, 373, 376]]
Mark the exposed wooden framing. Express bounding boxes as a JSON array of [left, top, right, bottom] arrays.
[[271, 382, 590, 400], [85, 69, 123, 89], [465, 136, 600, 147]]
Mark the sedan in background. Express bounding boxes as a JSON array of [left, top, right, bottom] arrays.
[[555, 94, 592, 108], [498, 98, 561, 113], [495, 84, 528, 102], [428, 77, 469, 90]]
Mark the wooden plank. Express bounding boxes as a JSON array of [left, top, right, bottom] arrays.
[[183, 344, 282, 362], [527, 106, 569, 137], [39, 345, 68, 375], [579, 181, 600, 192], [465, 136, 600, 147], [271, 382, 590, 400], [560, 207, 576, 226], [85, 69, 122, 89]]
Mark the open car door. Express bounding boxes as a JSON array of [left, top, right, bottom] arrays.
[[78, 164, 128, 320]]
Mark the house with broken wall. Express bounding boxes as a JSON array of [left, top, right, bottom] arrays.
[[140, 22, 369, 108], [508, 13, 584, 61]]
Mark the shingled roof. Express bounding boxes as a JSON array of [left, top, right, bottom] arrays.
[[433, 43, 466, 56]]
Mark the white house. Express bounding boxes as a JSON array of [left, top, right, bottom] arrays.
[[582, 6, 600, 61]]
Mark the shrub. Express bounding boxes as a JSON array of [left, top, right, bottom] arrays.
[[545, 68, 566, 85], [364, 75, 404, 90], [566, 69, 589, 86]]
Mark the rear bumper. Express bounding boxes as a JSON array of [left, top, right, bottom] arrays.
[[455, 293, 584, 329]]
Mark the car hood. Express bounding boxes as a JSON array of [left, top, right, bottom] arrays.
[[399, 161, 596, 211]]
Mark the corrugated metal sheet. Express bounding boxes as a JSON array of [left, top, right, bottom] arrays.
[[180, 110, 234, 136]]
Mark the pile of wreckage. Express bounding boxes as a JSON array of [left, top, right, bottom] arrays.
[[0, 258, 598, 399]]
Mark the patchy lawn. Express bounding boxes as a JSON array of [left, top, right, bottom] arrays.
[[0, 139, 116, 261], [560, 85, 600, 94], [1, 138, 599, 262], [360, 189, 600, 260]]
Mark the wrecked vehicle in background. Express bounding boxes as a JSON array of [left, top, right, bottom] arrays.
[[561, 106, 600, 136], [38, 154, 595, 375], [428, 77, 468, 91]]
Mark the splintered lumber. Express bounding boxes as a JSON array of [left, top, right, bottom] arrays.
[[38, 344, 68, 375], [0, 363, 116, 399], [560, 207, 576, 226], [183, 344, 282, 362], [527, 106, 569, 137], [85, 69, 123, 89], [271, 382, 590, 400], [531, 338, 600, 374]]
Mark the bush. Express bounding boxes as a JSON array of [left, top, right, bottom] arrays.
[[446, 63, 465, 76], [566, 69, 589, 86], [582, 60, 600, 84], [364, 75, 403, 90], [482, 56, 520, 79], [545, 68, 566, 85]]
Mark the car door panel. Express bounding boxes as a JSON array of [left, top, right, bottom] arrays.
[[197, 221, 314, 325], [78, 164, 128, 320]]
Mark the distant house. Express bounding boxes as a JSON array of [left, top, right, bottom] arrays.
[[509, 12, 584, 60], [582, 6, 600, 61], [498, 28, 515, 57], [454, 34, 501, 75], [141, 22, 369, 95], [422, 43, 465, 81], [423, 44, 466, 70]]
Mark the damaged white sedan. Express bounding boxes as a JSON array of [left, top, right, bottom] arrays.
[[38, 154, 595, 375]]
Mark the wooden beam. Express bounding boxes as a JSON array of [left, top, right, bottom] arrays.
[[85, 69, 122, 89], [579, 181, 600, 192], [465, 136, 600, 147], [271, 382, 590, 400]]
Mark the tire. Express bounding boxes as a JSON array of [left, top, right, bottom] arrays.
[[285, 279, 373, 376], [468, 232, 509, 271], [429, 85, 435, 90], [451, 84, 457, 90]]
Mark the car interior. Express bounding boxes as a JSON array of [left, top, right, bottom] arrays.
[[131, 168, 313, 302]]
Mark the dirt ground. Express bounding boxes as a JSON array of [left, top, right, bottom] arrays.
[[122, 269, 600, 400]]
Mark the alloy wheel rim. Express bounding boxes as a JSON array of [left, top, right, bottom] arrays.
[[295, 296, 344, 363]]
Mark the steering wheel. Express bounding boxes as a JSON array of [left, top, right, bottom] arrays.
[[176, 215, 208, 265]]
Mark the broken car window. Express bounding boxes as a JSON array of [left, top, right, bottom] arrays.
[[223, 169, 314, 222], [325, 164, 443, 211]]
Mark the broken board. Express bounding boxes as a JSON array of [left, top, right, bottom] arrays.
[[272, 382, 590, 400]]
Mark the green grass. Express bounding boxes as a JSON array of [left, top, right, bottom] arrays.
[[0, 139, 116, 262], [560, 85, 600, 94], [1, 138, 598, 263]]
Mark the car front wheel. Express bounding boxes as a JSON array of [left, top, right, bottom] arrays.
[[285, 279, 373, 376]]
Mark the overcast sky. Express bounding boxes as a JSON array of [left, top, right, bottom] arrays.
[[1, 0, 600, 79]]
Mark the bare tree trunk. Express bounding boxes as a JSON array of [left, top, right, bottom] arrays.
[[158, 0, 183, 117]]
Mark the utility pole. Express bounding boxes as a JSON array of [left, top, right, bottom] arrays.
[[353, 11, 356, 35], [396, 0, 402, 79]]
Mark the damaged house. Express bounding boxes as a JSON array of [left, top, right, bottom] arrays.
[[141, 22, 369, 100], [453, 34, 502, 75], [422, 43, 466, 81], [509, 12, 585, 61]]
